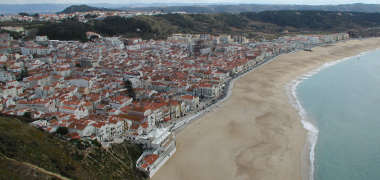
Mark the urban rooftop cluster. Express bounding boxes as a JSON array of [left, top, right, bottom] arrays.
[[0, 31, 349, 177]]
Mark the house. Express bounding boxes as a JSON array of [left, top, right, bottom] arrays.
[[168, 100, 182, 119], [0, 70, 15, 82], [110, 95, 133, 109], [121, 113, 152, 136], [107, 115, 126, 138], [36, 36, 48, 42], [0, 33, 12, 48], [21, 45, 51, 56], [24, 75, 51, 87], [180, 95, 199, 112], [55, 67, 72, 77], [67, 77, 90, 88], [92, 121, 107, 141], [151, 101, 167, 123], [193, 82, 221, 98], [59, 105, 76, 114], [74, 106, 89, 119], [136, 128, 176, 177], [68, 119, 95, 138], [104, 37, 125, 49]]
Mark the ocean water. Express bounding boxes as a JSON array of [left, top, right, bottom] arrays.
[[296, 49, 380, 180]]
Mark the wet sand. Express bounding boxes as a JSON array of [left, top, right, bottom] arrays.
[[153, 38, 380, 180]]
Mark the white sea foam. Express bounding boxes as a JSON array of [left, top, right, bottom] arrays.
[[285, 50, 376, 180], [287, 77, 319, 180]]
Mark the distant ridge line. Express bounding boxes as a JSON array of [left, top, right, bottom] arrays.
[[2, 3, 380, 14]]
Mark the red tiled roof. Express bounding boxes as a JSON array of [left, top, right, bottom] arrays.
[[67, 132, 80, 139], [141, 122, 148, 128], [92, 121, 106, 128], [181, 95, 194, 100], [143, 154, 159, 165], [119, 114, 145, 122]]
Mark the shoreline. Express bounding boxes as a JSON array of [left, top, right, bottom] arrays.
[[153, 38, 380, 180], [171, 52, 284, 133], [286, 48, 380, 180]]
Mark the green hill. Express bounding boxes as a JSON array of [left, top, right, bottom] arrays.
[[60, 5, 113, 14], [0, 115, 146, 180], [241, 11, 380, 31], [121, 3, 380, 14], [36, 10, 380, 41]]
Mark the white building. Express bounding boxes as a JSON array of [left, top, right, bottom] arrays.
[[135, 128, 176, 177], [104, 37, 125, 49]]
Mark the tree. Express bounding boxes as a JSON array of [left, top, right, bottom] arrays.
[[16, 67, 28, 81], [92, 16, 155, 38], [56, 127, 69, 135], [18, 12, 29, 16], [85, 14, 98, 19], [124, 79, 136, 101], [37, 20, 89, 42], [24, 28, 38, 40], [23, 112, 32, 119]]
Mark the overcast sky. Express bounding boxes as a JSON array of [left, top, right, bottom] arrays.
[[2, 0, 380, 5]]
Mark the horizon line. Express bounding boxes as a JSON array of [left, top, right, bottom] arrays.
[[0, 2, 379, 6]]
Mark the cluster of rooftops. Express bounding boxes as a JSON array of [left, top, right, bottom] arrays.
[[0, 31, 349, 177]]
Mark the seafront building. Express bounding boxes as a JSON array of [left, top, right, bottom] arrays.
[[0, 31, 349, 176]]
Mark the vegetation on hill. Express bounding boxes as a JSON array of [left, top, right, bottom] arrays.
[[60, 5, 113, 14], [0, 115, 146, 180], [35, 10, 380, 41], [18, 12, 39, 17], [121, 3, 380, 14], [241, 11, 380, 31], [37, 20, 90, 41], [5, 3, 380, 15], [93, 16, 155, 38]]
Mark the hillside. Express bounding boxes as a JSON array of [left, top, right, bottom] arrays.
[[241, 11, 380, 31], [0, 115, 146, 180], [60, 5, 113, 14], [122, 3, 380, 14], [3, 3, 380, 15], [35, 10, 380, 41]]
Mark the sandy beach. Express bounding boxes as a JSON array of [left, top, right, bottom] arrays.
[[153, 38, 380, 180]]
